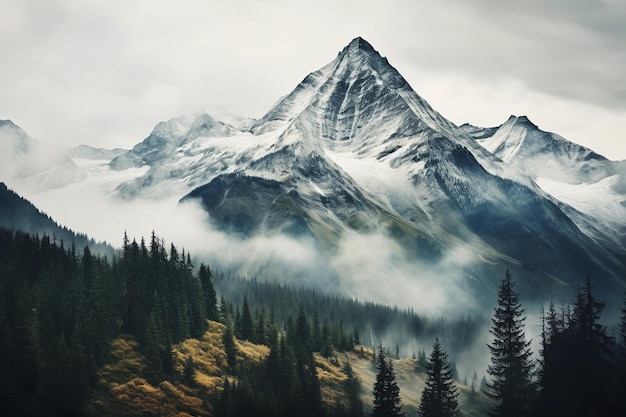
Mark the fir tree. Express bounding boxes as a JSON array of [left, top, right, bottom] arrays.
[[486, 270, 535, 417], [418, 338, 459, 417], [240, 295, 255, 341], [223, 323, 237, 371], [534, 277, 617, 416], [199, 263, 218, 321], [344, 359, 364, 417], [372, 344, 404, 417]]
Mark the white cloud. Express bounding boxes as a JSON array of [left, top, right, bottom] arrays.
[[1, 0, 624, 159]]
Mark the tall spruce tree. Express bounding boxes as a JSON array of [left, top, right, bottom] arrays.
[[486, 270, 535, 417], [418, 338, 459, 417], [240, 295, 255, 341], [199, 263, 218, 321], [372, 345, 404, 417], [534, 277, 620, 416], [344, 359, 364, 417]]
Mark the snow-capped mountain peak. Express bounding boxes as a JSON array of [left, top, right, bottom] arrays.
[[2, 38, 625, 308], [474, 114, 612, 183]]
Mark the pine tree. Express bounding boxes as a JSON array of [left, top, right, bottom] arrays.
[[240, 295, 255, 341], [344, 359, 364, 417], [372, 344, 404, 417], [223, 323, 237, 371], [418, 338, 459, 417], [486, 270, 535, 417], [293, 306, 322, 417], [199, 263, 218, 321]]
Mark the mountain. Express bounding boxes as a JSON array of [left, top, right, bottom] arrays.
[[2, 38, 625, 308], [178, 37, 624, 299], [0, 181, 114, 256], [462, 116, 626, 260], [0, 119, 127, 192]]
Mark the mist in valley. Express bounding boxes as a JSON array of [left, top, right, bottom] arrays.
[[6, 158, 624, 388]]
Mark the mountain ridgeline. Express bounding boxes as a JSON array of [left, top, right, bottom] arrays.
[[1, 38, 626, 308], [0, 182, 114, 257]]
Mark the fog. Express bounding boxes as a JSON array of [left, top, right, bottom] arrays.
[[15, 175, 488, 317], [11, 168, 623, 381]]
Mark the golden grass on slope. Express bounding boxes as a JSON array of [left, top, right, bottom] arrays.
[[172, 320, 269, 394], [90, 334, 213, 417], [97, 336, 146, 386], [90, 323, 492, 417], [90, 321, 275, 416], [315, 353, 349, 409], [236, 338, 270, 363]]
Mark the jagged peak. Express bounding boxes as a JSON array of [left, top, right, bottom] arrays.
[[0, 119, 19, 128], [335, 37, 393, 73], [342, 37, 377, 54], [505, 115, 538, 129]]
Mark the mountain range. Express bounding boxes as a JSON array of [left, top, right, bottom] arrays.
[[2, 37, 625, 309]]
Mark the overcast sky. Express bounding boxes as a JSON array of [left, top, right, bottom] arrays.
[[1, 0, 625, 159]]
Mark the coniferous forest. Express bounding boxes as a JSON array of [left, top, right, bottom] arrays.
[[1, 227, 626, 416]]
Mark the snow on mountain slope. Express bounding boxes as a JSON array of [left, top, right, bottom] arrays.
[[474, 115, 614, 184], [469, 115, 626, 254], [2, 38, 625, 307], [536, 175, 626, 246]]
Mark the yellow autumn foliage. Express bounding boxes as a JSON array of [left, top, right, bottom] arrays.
[[89, 320, 275, 416], [315, 354, 350, 409]]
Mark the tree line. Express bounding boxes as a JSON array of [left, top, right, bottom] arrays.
[[354, 269, 626, 417], [2, 226, 625, 416]]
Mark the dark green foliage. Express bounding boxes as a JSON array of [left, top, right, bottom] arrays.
[[533, 277, 620, 416], [240, 295, 255, 341], [418, 338, 459, 417], [0, 228, 211, 416], [184, 355, 196, 386], [0, 182, 113, 258], [486, 270, 535, 417], [120, 232, 208, 371], [214, 274, 485, 359], [372, 345, 404, 417], [344, 359, 364, 417], [217, 306, 324, 417], [416, 349, 428, 373], [199, 263, 219, 321], [223, 322, 238, 371], [0, 229, 116, 416]]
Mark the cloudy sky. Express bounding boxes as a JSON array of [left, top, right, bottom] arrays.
[[1, 0, 625, 159]]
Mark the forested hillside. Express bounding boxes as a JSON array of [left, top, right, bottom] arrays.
[[1, 227, 625, 416], [0, 182, 113, 257]]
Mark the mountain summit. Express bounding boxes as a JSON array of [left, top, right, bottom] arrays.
[[253, 37, 466, 153]]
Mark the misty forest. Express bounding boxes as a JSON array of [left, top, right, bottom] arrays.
[[1, 227, 626, 417]]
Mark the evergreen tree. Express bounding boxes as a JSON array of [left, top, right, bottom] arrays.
[[293, 306, 323, 417], [418, 338, 459, 417], [470, 372, 478, 399], [223, 323, 237, 371], [240, 295, 255, 341], [534, 277, 618, 416], [344, 359, 364, 417], [199, 263, 219, 321], [486, 270, 535, 417], [416, 349, 427, 373], [184, 355, 196, 386], [372, 345, 404, 417]]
